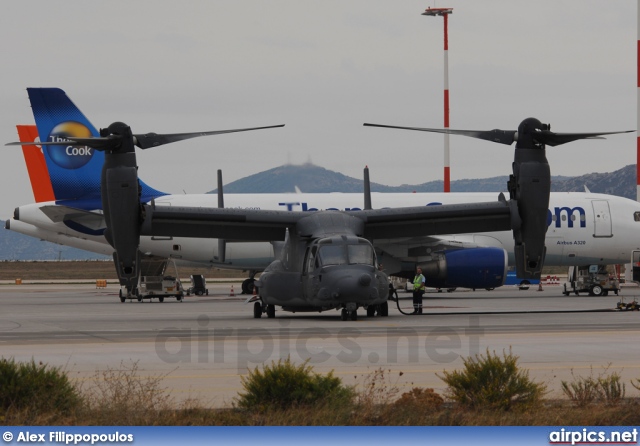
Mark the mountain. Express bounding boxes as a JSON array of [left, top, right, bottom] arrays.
[[214, 162, 633, 198], [551, 164, 636, 200], [215, 163, 517, 193], [2, 163, 636, 260], [217, 164, 401, 193]]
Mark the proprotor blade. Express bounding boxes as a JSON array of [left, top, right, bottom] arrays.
[[6, 124, 286, 151], [6, 137, 118, 150], [533, 130, 634, 147], [364, 123, 517, 145], [133, 124, 285, 149]]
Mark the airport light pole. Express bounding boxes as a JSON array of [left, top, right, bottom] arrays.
[[423, 7, 453, 193]]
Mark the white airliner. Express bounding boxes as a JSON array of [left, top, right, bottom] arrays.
[[6, 89, 640, 294], [11, 186, 640, 269]]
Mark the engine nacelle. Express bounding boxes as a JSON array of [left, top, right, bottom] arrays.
[[420, 247, 508, 289]]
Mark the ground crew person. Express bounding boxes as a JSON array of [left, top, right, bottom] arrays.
[[412, 267, 426, 314]]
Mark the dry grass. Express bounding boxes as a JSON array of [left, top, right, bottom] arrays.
[[561, 366, 627, 407], [80, 361, 177, 425]]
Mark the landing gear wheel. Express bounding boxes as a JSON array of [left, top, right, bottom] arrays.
[[350, 310, 357, 321], [119, 289, 125, 303], [590, 285, 603, 297], [242, 278, 255, 295], [341, 309, 348, 321], [266, 304, 276, 318], [366, 306, 376, 317], [378, 302, 389, 317], [253, 301, 263, 318]]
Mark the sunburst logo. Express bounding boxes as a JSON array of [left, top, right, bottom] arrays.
[[46, 121, 94, 169]]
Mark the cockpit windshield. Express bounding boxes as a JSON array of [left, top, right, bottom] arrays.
[[348, 244, 373, 265], [318, 245, 346, 266], [316, 238, 374, 267]]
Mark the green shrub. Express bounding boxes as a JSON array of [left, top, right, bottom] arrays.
[[437, 348, 546, 411], [236, 358, 355, 412], [562, 367, 626, 407], [0, 358, 81, 416]]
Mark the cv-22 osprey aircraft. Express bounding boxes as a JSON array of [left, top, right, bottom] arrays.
[[7, 88, 630, 320]]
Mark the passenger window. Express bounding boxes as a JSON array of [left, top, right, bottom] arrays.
[[635, 212, 640, 222], [305, 246, 317, 273]]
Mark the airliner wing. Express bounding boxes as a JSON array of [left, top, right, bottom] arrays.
[[39, 205, 105, 230], [399, 236, 489, 254]]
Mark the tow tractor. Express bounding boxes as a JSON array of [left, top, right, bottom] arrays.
[[119, 259, 185, 302], [186, 274, 209, 296], [562, 264, 619, 297]]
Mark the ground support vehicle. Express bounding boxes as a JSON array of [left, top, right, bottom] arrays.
[[119, 259, 184, 302], [505, 270, 540, 290], [562, 264, 619, 297], [187, 274, 209, 296]]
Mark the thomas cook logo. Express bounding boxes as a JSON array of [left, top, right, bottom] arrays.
[[46, 121, 94, 169]]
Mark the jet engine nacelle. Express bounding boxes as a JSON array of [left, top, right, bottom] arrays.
[[420, 247, 508, 289]]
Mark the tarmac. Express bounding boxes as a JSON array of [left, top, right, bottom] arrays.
[[1, 281, 639, 408]]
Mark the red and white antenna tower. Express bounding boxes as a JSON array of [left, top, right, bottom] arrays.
[[423, 6, 453, 193]]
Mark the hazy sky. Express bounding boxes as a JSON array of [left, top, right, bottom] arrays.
[[1, 1, 636, 217]]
